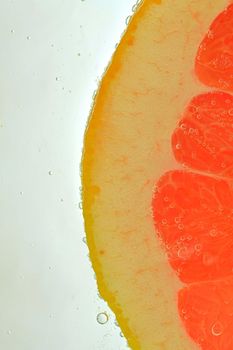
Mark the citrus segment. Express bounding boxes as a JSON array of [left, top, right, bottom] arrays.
[[172, 91, 233, 177], [178, 277, 233, 350], [195, 3, 233, 91], [152, 170, 233, 283]]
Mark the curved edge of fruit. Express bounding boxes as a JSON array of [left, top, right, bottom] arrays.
[[81, 1, 162, 349]]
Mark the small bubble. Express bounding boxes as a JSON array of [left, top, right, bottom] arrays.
[[181, 308, 186, 314], [82, 236, 87, 244], [132, 4, 137, 12], [209, 229, 217, 237], [97, 312, 109, 325], [180, 123, 186, 130], [77, 53, 81, 56], [174, 217, 181, 223], [78, 202, 83, 209], [55, 77, 60, 81], [7, 330, 12, 335], [195, 244, 202, 252], [211, 99, 216, 106], [19, 191, 23, 195], [60, 198, 64, 202], [48, 171, 53, 175], [175, 143, 181, 150], [114, 319, 119, 327], [92, 90, 97, 99], [187, 235, 192, 240], [164, 196, 169, 202], [178, 247, 188, 259], [161, 219, 167, 225], [211, 321, 224, 336], [221, 162, 226, 168], [120, 332, 124, 337], [178, 224, 184, 230], [207, 30, 214, 39], [11, 29, 14, 34], [97, 293, 103, 299], [26, 35, 31, 40], [125, 16, 131, 25]]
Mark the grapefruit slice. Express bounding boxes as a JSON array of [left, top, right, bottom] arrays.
[[81, 1, 229, 349]]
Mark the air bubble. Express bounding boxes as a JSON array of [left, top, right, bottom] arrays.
[[125, 16, 131, 25], [188, 128, 195, 134], [180, 123, 186, 130], [211, 321, 224, 336], [211, 99, 216, 106], [164, 196, 169, 202], [82, 237, 87, 244], [207, 30, 214, 39], [174, 217, 181, 223], [79, 202, 83, 209], [178, 247, 188, 259], [175, 143, 181, 150], [195, 244, 202, 252], [178, 224, 184, 230], [97, 293, 103, 299], [209, 229, 217, 237], [161, 219, 167, 225], [26, 35, 31, 40], [48, 171, 53, 175], [120, 332, 124, 337], [97, 312, 109, 324]]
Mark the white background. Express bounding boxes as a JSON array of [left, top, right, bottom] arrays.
[[0, 1, 138, 349]]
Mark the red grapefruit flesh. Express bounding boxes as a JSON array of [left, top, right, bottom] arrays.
[[195, 3, 233, 91], [178, 277, 233, 350], [152, 170, 233, 284], [172, 91, 233, 177]]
